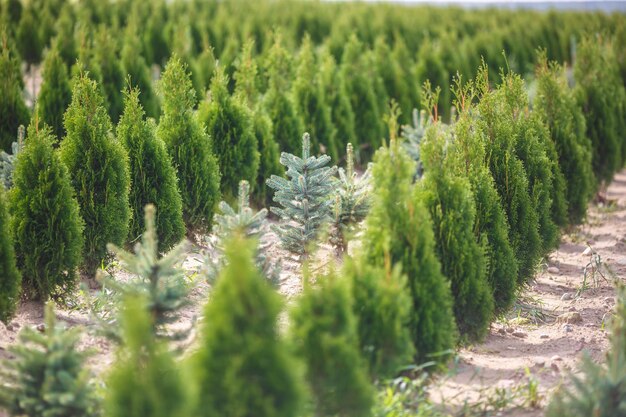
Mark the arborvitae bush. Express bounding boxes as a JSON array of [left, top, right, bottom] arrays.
[[362, 117, 456, 365], [267, 133, 337, 259], [546, 286, 626, 416], [192, 43, 216, 101], [157, 56, 221, 234], [0, 186, 20, 323], [10, 123, 83, 300], [535, 54, 594, 224], [290, 269, 374, 417], [198, 66, 259, 200], [60, 73, 131, 275], [104, 295, 190, 417], [574, 35, 625, 186], [93, 27, 125, 123], [292, 36, 338, 159], [51, 5, 77, 69], [475, 68, 542, 285], [418, 122, 494, 341], [262, 32, 304, 155], [343, 257, 414, 379], [233, 40, 282, 204], [38, 46, 71, 141], [191, 236, 303, 417], [117, 87, 185, 251], [0, 303, 98, 417], [414, 40, 451, 122], [0, 32, 29, 152], [373, 37, 412, 123], [16, 5, 41, 66]]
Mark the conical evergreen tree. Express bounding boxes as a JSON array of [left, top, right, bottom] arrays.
[[362, 114, 456, 365], [104, 295, 189, 417], [191, 41, 216, 102], [0, 32, 29, 152], [535, 53, 594, 225], [198, 66, 259, 200], [10, 122, 83, 300], [50, 5, 77, 69], [37, 45, 72, 141], [373, 36, 413, 124], [191, 235, 303, 417], [290, 268, 374, 417], [93, 27, 125, 124], [418, 121, 494, 341], [292, 36, 338, 159], [117, 86, 185, 251], [0, 186, 20, 323], [157, 56, 221, 234], [414, 39, 451, 122], [16, 4, 41, 67], [262, 32, 304, 155], [60, 73, 131, 275]]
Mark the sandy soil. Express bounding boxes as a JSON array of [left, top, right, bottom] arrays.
[[1, 169, 625, 416]]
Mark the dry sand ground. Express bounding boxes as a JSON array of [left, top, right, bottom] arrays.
[[1, 170, 625, 416]]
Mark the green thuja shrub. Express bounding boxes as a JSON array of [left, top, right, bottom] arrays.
[[16, 4, 41, 67], [104, 295, 190, 417], [418, 121, 494, 341], [535, 53, 594, 224], [117, 86, 184, 251], [262, 32, 304, 155], [60, 73, 131, 275], [157, 56, 221, 234], [51, 5, 77, 69], [93, 27, 125, 123], [191, 235, 303, 417], [37, 45, 72, 141], [292, 35, 338, 159], [0, 303, 98, 417], [10, 123, 83, 300], [198, 66, 259, 200], [290, 268, 374, 417], [97, 204, 189, 342], [546, 286, 626, 416], [0, 125, 24, 189], [0, 185, 20, 323], [414, 39, 451, 122], [374, 36, 413, 123], [0, 32, 29, 152], [362, 113, 456, 365], [344, 257, 414, 379], [267, 133, 337, 259]]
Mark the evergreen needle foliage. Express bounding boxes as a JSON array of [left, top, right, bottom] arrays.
[[157, 56, 221, 234], [37, 45, 71, 141], [60, 73, 131, 275], [117, 86, 185, 252], [290, 268, 374, 417], [0, 303, 98, 417], [0, 124, 24, 190], [0, 185, 20, 323], [198, 66, 259, 200], [191, 235, 303, 417], [267, 132, 337, 258], [0, 32, 29, 152], [401, 109, 430, 180], [10, 123, 84, 301], [104, 295, 190, 417], [99, 204, 189, 342]]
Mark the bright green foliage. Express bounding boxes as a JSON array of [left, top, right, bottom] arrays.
[[266, 133, 337, 258], [262, 33, 304, 155], [16, 5, 41, 65], [574, 35, 625, 186], [344, 257, 414, 379], [535, 54, 594, 224], [341, 34, 384, 154], [100, 205, 189, 342], [292, 36, 338, 159], [0, 32, 29, 152], [475, 68, 542, 285], [233, 40, 282, 204], [0, 303, 98, 417], [374, 36, 413, 123], [546, 286, 626, 417], [191, 236, 303, 417], [331, 142, 372, 254], [50, 6, 77, 69], [60, 73, 131, 275], [0, 186, 20, 323], [38, 46, 72, 140], [198, 66, 259, 199], [117, 87, 184, 252], [362, 118, 456, 365], [0, 124, 24, 189], [291, 269, 374, 417], [402, 109, 430, 179], [418, 123, 494, 341], [192, 43, 216, 101], [157, 56, 221, 233], [93, 27, 125, 123], [414, 40, 451, 122], [104, 295, 190, 417], [10, 123, 83, 300]]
